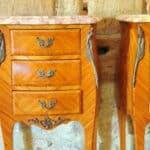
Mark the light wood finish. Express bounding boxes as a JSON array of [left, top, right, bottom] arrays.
[[96, 18, 120, 35], [13, 90, 81, 115], [12, 85, 80, 91], [88, 0, 146, 17], [0, 0, 83, 16], [12, 60, 81, 86], [118, 22, 150, 150], [55, 0, 83, 15], [0, 23, 100, 150], [11, 29, 80, 56], [146, 0, 150, 14], [0, 0, 55, 16], [11, 55, 81, 60], [88, 0, 147, 35]]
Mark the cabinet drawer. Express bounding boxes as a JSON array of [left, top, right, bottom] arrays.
[[12, 60, 81, 86], [13, 90, 81, 115], [11, 29, 80, 56]]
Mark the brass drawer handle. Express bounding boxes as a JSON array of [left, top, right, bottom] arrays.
[[132, 26, 145, 87], [37, 37, 54, 48], [37, 69, 56, 78], [0, 31, 5, 65], [39, 100, 57, 109]]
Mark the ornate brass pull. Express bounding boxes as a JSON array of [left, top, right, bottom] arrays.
[[37, 69, 56, 78], [39, 100, 57, 109], [37, 37, 54, 48], [28, 117, 69, 129], [0, 31, 5, 65], [132, 26, 145, 87], [86, 28, 99, 88]]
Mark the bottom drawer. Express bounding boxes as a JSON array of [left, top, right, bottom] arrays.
[[13, 90, 81, 115]]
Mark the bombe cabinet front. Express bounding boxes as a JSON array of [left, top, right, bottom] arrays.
[[118, 15, 150, 150], [0, 16, 100, 150]]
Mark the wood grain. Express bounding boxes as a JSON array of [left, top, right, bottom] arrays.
[[88, 0, 146, 35], [0, 0, 83, 16], [133, 24, 150, 150], [11, 29, 81, 56], [96, 34, 120, 81], [117, 22, 130, 150], [0, 0, 55, 16], [88, 0, 146, 18], [55, 0, 83, 15], [118, 22, 150, 150], [13, 90, 81, 115], [12, 60, 81, 87]]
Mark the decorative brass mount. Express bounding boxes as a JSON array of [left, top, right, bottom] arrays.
[[28, 117, 69, 129], [132, 26, 145, 87], [0, 31, 5, 65], [86, 28, 99, 88]]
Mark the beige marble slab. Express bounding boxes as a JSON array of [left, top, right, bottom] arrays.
[[0, 16, 101, 25], [117, 15, 150, 23]]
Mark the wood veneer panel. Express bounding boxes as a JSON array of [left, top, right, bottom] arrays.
[[11, 29, 81, 56], [13, 90, 81, 115], [12, 60, 81, 87]]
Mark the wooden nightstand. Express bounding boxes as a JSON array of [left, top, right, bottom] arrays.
[[117, 15, 150, 150], [0, 16, 100, 150]]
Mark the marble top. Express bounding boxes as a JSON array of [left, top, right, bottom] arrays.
[[0, 16, 101, 25], [117, 15, 150, 23]]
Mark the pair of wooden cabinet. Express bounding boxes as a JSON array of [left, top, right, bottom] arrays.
[[0, 16, 100, 150], [118, 15, 150, 150], [3, 15, 150, 150]]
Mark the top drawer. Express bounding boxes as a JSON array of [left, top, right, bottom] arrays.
[[11, 29, 81, 56]]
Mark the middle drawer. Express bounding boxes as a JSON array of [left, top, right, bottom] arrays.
[[12, 60, 81, 87]]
